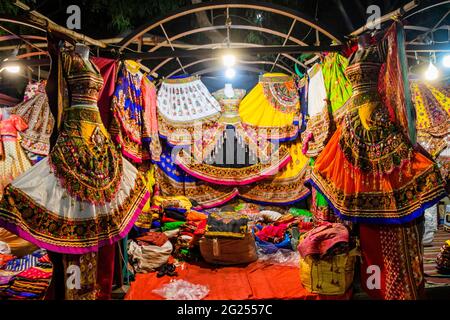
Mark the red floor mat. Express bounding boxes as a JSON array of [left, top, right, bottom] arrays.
[[125, 261, 352, 300]]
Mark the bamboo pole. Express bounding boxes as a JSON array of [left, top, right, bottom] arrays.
[[350, 0, 419, 37], [14, 0, 107, 48]]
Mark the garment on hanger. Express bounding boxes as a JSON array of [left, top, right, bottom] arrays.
[[301, 63, 332, 157], [174, 88, 291, 186], [310, 24, 446, 300], [310, 40, 446, 224], [155, 151, 239, 209], [11, 81, 55, 161], [239, 138, 310, 205], [321, 53, 353, 121], [0, 109, 31, 200], [239, 73, 300, 141], [157, 75, 222, 147], [110, 61, 154, 163], [0, 50, 150, 255], [410, 80, 449, 157]]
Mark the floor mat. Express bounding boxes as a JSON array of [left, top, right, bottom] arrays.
[[424, 228, 450, 286], [125, 261, 352, 300]]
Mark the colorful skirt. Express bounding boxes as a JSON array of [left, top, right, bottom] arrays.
[[0, 139, 31, 200], [310, 124, 446, 223], [239, 73, 300, 141], [239, 139, 311, 205], [0, 157, 150, 254], [155, 152, 238, 209]]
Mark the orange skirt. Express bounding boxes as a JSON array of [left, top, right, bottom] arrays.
[[310, 126, 446, 223]]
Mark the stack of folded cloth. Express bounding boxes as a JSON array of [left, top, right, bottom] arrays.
[[436, 240, 450, 275], [0, 249, 53, 300], [173, 211, 208, 261]]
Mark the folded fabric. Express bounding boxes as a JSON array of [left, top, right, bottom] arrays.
[[259, 210, 283, 222], [3, 254, 39, 272], [135, 232, 168, 247], [152, 195, 192, 211], [164, 209, 187, 221], [255, 224, 288, 243], [205, 212, 249, 239], [163, 229, 180, 239], [0, 254, 16, 268], [288, 208, 313, 218], [0, 241, 11, 255], [186, 210, 208, 221], [161, 216, 178, 223], [298, 223, 349, 258], [17, 267, 52, 280], [162, 221, 186, 231]]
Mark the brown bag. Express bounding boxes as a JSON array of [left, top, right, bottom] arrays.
[[199, 233, 257, 265]]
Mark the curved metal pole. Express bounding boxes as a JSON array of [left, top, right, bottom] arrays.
[[149, 41, 305, 74], [166, 57, 294, 78], [118, 0, 343, 51]]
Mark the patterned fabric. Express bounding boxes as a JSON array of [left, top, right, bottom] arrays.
[[155, 152, 239, 209], [239, 139, 311, 205], [205, 212, 249, 239], [110, 61, 158, 163], [0, 50, 150, 254], [11, 81, 54, 157], [310, 43, 447, 223], [174, 88, 291, 186], [301, 64, 332, 157], [239, 73, 300, 141], [322, 53, 353, 114], [0, 112, 31, 200], [379, 22, 416, 144], [63, 252, 98, 300], [360, 222, 424, 300], [411, 80, 449, 157]]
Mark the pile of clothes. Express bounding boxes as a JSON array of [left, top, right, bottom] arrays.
[[436, 240, 450, 275], [0, 248, 52, 300]]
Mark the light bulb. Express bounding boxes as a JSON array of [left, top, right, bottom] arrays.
[[5, 65, 20, 73], [222, 54, 236, 67], [225, 68, 236, 79], [424, 62, 439, 81], [443, 54, 450, 68]]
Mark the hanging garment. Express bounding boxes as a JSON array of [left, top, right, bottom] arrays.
[[310, 41, 446, 224], [11, 81, 54, 162], [110, 61, 156, 163], [91, 57, 118, 128], [0, 112, 31, 200], [321, 53, 353, 120], [157, 75, 222, 147], [301, 63, 332, 157], [410, 80, 449, 157], [0, 50, 150, 254], [155, 151, 239, 209], [239, 73, 300, 141], [174, 88, 291, 186], [239, 138, 311, 205]]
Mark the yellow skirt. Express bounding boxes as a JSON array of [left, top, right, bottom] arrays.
[[239, 73, 300, 140]]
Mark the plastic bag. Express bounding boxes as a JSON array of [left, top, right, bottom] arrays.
[[257, 248, 300, 267], [153, 279, 209, 300]]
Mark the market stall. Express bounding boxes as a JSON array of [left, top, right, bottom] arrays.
[[0, 0, 449, 301]]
